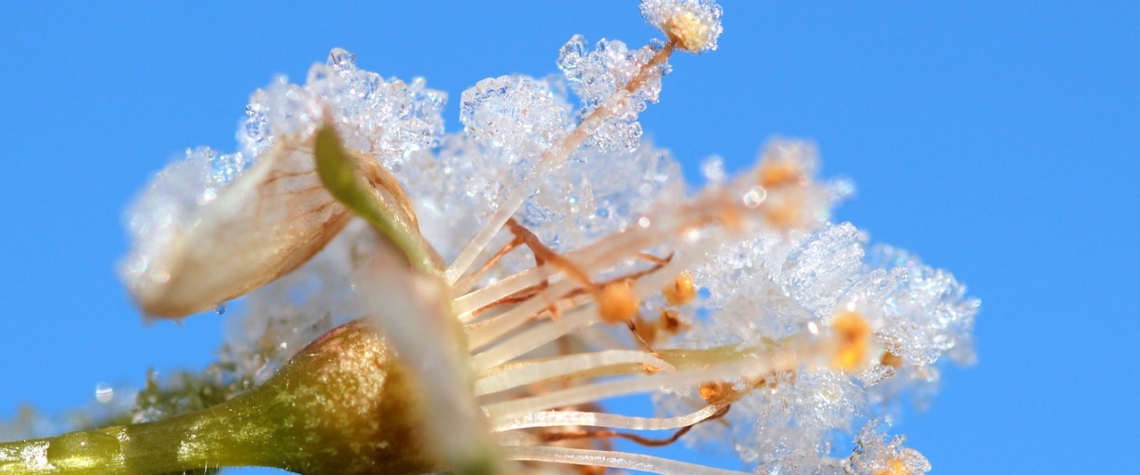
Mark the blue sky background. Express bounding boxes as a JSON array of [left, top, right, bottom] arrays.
[[1, 1, 1137, 474]]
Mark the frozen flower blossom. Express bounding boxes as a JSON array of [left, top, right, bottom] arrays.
[[3, 2, 976, 475]]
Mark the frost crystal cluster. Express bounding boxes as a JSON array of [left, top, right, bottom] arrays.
[[2, 2, 976, 475]]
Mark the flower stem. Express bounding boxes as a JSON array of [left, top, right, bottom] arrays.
[[0, 320, 443, 475]]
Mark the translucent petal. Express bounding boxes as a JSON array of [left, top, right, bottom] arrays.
[[123, 135, 351, 317], [355, 235, 502, 475]]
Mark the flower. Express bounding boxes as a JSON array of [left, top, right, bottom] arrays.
[[0, 1, 977, 475]]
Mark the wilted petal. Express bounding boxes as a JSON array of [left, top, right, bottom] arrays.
[[123, 134, 351, 318]]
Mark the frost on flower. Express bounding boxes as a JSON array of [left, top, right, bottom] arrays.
[[655, 214, 976, 472], [558, 35, 664, 152], [120, 48, 445, 317], [849, 420, 931, 475], [640, 0, 724, 53], [7, 1, 979, 475]]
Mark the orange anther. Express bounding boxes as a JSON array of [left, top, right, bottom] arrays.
[[758, 160, 805, 189], [633, 314, 660, 345], [761, 197, 803, 229], [698, 380, 730, 403], [832, 311, 873, 371], [880, 351, 904, 369], [876, 457, 911, 475], [659, 309, 690, 336], [597, 280, 639, 324], [664, 11, 712, 53], [641, 363, 662, 374], [662, 272, 697, 306]]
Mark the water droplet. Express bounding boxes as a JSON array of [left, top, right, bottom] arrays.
[[743, 187, 766, 208], [94, 383, 113, 403], [214, 302, 228, 315]]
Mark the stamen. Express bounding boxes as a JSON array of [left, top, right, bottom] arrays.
[[540, 426, 688, 447], [535, 405, 728, 447], [502, 446, 751, 475], [507, 219, 596, 291], [472, 305, 599, 372], [474, 350, 675, 396], [453, 234, 523, 295], [483, 362, 754, 420], [465, 227, 674, 350], [455, 265, 548, 320], [491, 401, 730, 432], [698, 380, 731, 403]]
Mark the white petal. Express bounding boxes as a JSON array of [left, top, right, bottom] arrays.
[[355, 233, 502, 475], [127, 135, 350, 317]]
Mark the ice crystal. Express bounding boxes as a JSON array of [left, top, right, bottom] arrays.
[[639, 0, 724, 53], [655, 216, 976, 473], [120, 147, 250, 289], [558, 35, 665, 152], [849, 419, 931, 475], [241, 47, 446, 167], [460, 75, 572, 161]]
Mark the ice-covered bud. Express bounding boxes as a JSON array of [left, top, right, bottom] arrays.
[[639, 0, 724, 53]]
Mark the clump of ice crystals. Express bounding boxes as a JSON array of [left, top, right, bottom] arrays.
[[404, 72, 683, 265], [848, 419, 931, 475], [121, 147, 251, 284], [653, 216, 976, 473], [639, 0, 724, 53], [121, 48, 446, 292], [240, 47, 446, 168], [460, 75, 571, 164], [406, 134, 683, 265], [558, 35, 666, 152]]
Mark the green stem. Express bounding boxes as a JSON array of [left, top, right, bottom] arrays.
[[1, 320, 443, 475]]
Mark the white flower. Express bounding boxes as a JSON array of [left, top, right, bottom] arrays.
[[116, 2, 976, 474]]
